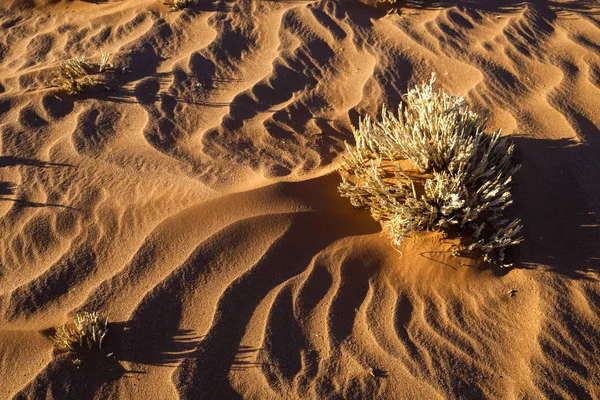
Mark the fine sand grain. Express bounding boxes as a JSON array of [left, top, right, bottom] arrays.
[[0, 0, 599, 398]]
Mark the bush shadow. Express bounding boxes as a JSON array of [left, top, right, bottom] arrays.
[[0, 156, 73, 168], [0, 156, 76, 209], [106, 322, 202, 368], [0, 181, 16, 196], [12, 352, 127, 400], [15, 320, 208, 399], [511, 133, 600, 278]]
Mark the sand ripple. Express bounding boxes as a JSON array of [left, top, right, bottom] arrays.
[[1, 0, 599, 398]]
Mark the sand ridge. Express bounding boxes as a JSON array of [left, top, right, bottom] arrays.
[[0, 0, 599, 398]]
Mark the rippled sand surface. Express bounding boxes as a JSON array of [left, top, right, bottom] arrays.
[[0, 0, 599, 398]]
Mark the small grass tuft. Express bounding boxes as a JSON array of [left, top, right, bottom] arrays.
[[338, 74, 523, 267], [51, 311, 108, 354], [98, 50, 115, 73], [53, 58, 97, 96], [52, 51, 114, 96]]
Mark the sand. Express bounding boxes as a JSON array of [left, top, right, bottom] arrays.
[[0, 0, 599, 398]]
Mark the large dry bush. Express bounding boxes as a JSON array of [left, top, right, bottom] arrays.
[[338, 75, 522, 267]]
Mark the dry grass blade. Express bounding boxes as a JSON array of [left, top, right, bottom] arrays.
[[51, 311, 109, 354], [98, 50, 114, 73], [338, 74, 523, 267]]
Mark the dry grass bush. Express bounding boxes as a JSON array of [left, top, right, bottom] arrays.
[[163, 0, 199, 11], [51, 312, 108, 354], [53, 58, 97, 96], [338, 74, 523, 267], [52, 51, 114, 96]]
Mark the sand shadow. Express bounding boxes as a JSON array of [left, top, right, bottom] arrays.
[[0, 156, 76, 209], [347, 0, 599, 37], [0, 181, 16, 196], [106, 322, 203, 368], [12, 352, 127, 400], [172, 175, 381, 398], [187, 0, 233, 13], [364, 0, 599, 15], [0, 156, 73, 168], [510, 135, 600, 278], [90, 68, 348, 167], [229, 346, 267, 371], [0, 196, 77, 209], [15, 319, 207, 399]]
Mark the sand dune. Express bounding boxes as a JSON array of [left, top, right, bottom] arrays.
[[0, 0, 599, 398]]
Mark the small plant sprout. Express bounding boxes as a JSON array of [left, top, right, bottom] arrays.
[[338, 74, 523, 267], [51, 311, 108, 353], [163, 0, 199, 11], [98, 50, 114, 73]]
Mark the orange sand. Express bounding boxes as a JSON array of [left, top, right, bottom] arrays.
[[0, 0, 599, 398]]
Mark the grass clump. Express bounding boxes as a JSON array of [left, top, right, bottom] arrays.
[[52, 51, 114, 96], [51, 311, 108, 354], [53, 58, 97, 96], [98, 50, 114, 73], [338, 74, 523, 267], [163, 0, 199, 11]]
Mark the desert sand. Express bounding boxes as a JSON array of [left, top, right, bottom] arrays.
[[0, 0, 599, 398]]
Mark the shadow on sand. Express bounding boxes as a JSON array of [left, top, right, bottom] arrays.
[[511, 134, 600, 279], [360, 0, 599, 16], [0, 156, 75, 209]]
